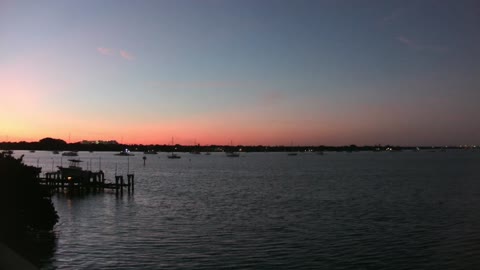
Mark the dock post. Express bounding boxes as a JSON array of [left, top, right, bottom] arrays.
[[115, 176, 119, 189], [115, 175, 124, 193], [46, 173, 51, 186], [127, 174, 134, 191], [100, 171, 105, 189], [56, 172, 61, 189]]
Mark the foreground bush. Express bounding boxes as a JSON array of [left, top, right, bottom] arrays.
[[0, 152, 58, 243]]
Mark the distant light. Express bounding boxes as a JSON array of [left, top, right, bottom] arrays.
[[67, 176, 72, 180]]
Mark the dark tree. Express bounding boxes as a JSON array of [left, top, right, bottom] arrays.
[[38, 137, 67, 150], [0, 152, 58, 243]]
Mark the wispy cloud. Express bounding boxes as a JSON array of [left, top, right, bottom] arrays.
[[97, 47, 115, 56], [396, 36, 418, 48], [148, 81, 257, 90], [119, 50, 135, 60], [396, 36, 447, 53], [96, 47, 135, 60], [383, 8, 404, 23]]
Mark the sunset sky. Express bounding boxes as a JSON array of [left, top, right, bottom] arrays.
[[1, 0, 479, 146]]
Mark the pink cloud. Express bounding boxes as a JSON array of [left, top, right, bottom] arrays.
[[97, 47, 115, 56], [97, 47, 136, 60], [148, 81, 256, 90], [396, 36, 418, 48], [119, 50, 135, 60]]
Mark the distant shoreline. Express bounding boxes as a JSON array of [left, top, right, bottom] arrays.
[[0, 140, 474, 153]]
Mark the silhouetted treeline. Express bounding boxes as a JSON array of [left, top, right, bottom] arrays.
[[0, 152, 58, 266], [0, 138, 461, 153]]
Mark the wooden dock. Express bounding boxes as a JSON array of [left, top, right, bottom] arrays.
[[38, 170, 134, 193]]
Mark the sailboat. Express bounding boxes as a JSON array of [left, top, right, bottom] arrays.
[[168, 137, 181, 159], [287, 141, 298, 156], [225, 140, 240, 157], [189, 140, 201, 154]]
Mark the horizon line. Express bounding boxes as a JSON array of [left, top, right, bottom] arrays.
[[0, 140, 476, 148]]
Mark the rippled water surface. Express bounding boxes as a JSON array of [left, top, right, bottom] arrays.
[[18, 150, 480, 269]]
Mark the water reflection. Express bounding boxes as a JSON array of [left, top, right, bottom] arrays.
[[10, 230, 58, 269]]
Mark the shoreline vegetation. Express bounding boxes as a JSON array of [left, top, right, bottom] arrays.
[[0, 137, 473, 153], [0, 152, 59, 268]]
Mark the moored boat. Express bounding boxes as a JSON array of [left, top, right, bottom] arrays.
[[62, 151, 78, 156], [168, 137, 181, 159], [225, 151, 240, 157], [167, 153, 181, 159], [57, 159, 89, 179], [115, 149, 134, 156]]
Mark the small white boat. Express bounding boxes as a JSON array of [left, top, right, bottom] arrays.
[[225, 152, 240, 157], [115, 149, 134, 156]]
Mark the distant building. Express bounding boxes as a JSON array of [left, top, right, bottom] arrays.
[[81, 140, 119, 145]]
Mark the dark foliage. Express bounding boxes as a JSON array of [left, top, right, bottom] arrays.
[[0, 138, 458, 152], [0, 152, 58, 244], [38, 137, 67, 150]]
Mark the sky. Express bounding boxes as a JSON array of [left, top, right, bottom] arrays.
[[1, 0, 479, 146]]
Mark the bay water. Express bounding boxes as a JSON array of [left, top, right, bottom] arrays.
[[18, 150, 480, 269]]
